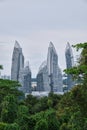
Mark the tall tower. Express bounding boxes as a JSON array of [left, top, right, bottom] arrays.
[[11, 40, 24, 81], [19, 61, 31, 93], [47, 42, 63, 92], [65, 42, 74, 90]]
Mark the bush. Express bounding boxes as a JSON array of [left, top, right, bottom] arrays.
[[4, 123, 20, 130], [35, 119, 48, 130], [0, 122, 7, 130]]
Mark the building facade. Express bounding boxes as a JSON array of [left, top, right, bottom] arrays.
[[19, 62, 31, 93], [37, 42, 63, 92], [37, 61, 50, 91], [11, 40, 24, 81], [65, 42, 74, 90], [47, 42, 63, 92], [11, 41, 31, 94]]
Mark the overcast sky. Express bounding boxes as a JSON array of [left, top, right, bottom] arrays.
[[0, 0, 87, 77]]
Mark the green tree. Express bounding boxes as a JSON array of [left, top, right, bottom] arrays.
[[16, 105, 29, 130], [0, 122, 7, 130], [0, 79, 22, 104], [57, 42, 87, 129], [0, 65, 3, 70], [46, 110, 60, 130], [4, 123, 20, 130], [60, 123, 69, 130], [1, 95, 18, 123], [65, 42, 87, 114], [48, 93, 62, 109], [64, 42, 87, 84], [25, 94, 39, 114], [35, 119, 48, 130]]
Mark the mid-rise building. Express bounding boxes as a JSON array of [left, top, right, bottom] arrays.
[[0, 75, 10, 80]]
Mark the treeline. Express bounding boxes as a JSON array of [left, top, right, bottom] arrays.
[[0, 42, 87, 130]]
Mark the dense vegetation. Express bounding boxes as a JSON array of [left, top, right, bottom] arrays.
[[0, 42, 87, 130]]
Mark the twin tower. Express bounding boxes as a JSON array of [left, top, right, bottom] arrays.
[[11, 41, 74, 94]]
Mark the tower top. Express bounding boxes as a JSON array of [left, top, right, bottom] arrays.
[[49, 41, 57, 54], [14, 40, 21, 48], [49, 41, 54, 48], [66, 42, 71, 50]]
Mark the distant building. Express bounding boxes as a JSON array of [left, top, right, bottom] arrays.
[[37, 61, 50, 91], [62, 74, 68, 92], [19, 62, 31, 93], [0, 72, 1, 78], [37, 42, 63, 92], [47, 42, 63, 92], [0, 75, 11, 80], [11, 40, 24, 81], [65, 42, 74, 90], [31, 78, 37, 91], [25, 91, 64, 98], [11, 41, 31, 94]]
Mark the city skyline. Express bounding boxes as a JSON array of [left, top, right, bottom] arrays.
[[11, 41, 63, 93], [0, 40, 83, 78], [0, 0, 87, 77]]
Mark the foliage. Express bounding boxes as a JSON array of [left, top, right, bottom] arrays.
[[59, 123, 69, 130], [48, 92, 62, 109], [35, 119, 48, 130], [0, 78, 23, 117], [58, 42, 87, 129], [25, 94, 39, 114], [0, 65, 3, 70], [0, 79, 23, 104], [1, 95, 18, 123], [64, 42, 87, 83], [4, 123, 20, 130], [0, 122, 7, 130], [16, 105, 29, 130]]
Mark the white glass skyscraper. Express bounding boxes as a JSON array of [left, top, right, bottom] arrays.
[[11, 40, 24, 81], [65, 42, 74, 90], [37, 42, 63, 92], [11, 41, 31, 94], [19, 61, 31, 93], [47, 42, 63, 92], [37, 61, 50, 91]]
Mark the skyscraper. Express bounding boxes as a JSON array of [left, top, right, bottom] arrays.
[[19, 61, 31, 93], [11, 41, 31, 94], [11, 40, 24, 81], [37, 42, 63, 92], [65, 42, 74, 90], [47, 42, 63, 92]]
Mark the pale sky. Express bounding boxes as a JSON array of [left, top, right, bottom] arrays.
[[0, 0, 87, 77]]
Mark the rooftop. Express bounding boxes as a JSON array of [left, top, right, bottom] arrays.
[[49, 41, 57, 54]]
